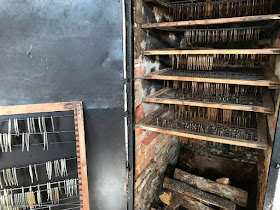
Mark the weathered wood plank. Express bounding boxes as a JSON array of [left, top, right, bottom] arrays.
[[0, 101, 82, 116], [262, 89, 275, 114], [257, 114, 268, 145], [143, 0, 169, 8], [163, 178, 236, 210], [257, 147, 273, 210], [137, 119, 268, 150], [263, 67, 280, 87], [160, 191, 214, 210], [174, 169, 248, 207], [143, 68, 172, 78], [142, 14, 280, 28], [142, 68, 280, 88], [145, 87, 171, 98], [257, 37, 280, 210], [216, 177, 230, 185], [137, 107, 168, 125], [73, 103, 90, 210], [144, 48, 280, 55]]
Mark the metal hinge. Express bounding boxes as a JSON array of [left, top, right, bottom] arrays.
[[126, 165, 132, 172], [125, 111, 130, 118], [124, 77, 130, 85]]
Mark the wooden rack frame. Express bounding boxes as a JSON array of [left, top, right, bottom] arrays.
[[144, 87, 274, 114], [136, 108, 268, 150], [144, 48, 280, 55], [145, 25, 269, 32], [142, 14, 280, 29], [0, 101, 90, 210], [139, 1, 279, 209], [142, 68, 280, 88]]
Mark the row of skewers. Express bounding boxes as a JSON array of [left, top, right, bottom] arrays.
[[168, 0, 274, 21], [170, 54, 267, 70]]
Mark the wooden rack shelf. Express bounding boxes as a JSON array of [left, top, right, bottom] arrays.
[[144, 87, 274, 114], [142, 14, 280, 29], [139, 1, 278, 208], [146, 24, 268, 33], [136, 108, 268, 150], [144, 0, 169, 8], [144, 48, 280, 55], [142, 68, 280, 88]]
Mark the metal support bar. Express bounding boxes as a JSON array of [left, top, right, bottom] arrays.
[[123, 0, 135, 209]]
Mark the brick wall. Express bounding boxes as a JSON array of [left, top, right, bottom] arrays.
[[134, 134, 179, 210], [134, 0, 180, 209], [134, 59, 180, 209]]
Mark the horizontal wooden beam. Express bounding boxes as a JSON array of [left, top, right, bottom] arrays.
[[143, 88, 274, 114], [144, 48, 280, 55], [0, 101, 81, 116], [142, 68, 280, 88], [143, 0, 169, 8], [142, 14, 280, 29], [137, 123, 268, 149]]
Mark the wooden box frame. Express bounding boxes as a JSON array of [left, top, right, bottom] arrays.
[[0, 101, 90, 210], [137, 107, 269, 150], [143, 87, 275, 114]]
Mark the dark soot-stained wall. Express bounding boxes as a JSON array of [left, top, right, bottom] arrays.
[[0, 1, 126, 209]]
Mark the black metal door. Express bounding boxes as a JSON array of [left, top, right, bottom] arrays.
[[0, 1, 128, 209]]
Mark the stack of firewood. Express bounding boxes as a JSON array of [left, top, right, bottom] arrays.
[[160, 169, 248, 210]]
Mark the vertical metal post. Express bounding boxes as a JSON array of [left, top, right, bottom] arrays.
[[123, 0, 135, 209]]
